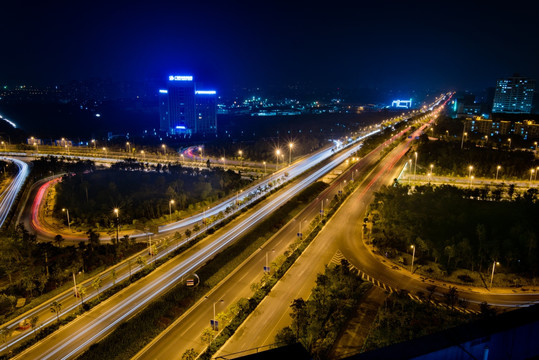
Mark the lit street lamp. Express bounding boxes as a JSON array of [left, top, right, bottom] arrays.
[[496, 165, 501, 181], [205, 297, 224, 332], [91, 139, 96, 150], [162, 144, 166, 157], [410, 244, 415, 273], [113, 208, 119, 244], [126, 142, 131, 153], [275, 149, 281, 169], [238, 150, 243, 167], [221, 157, 225, 166], [530, 169, 535, 185], [414, 152, 418, 181], [508, 138, 511, 149], [263, 161, 266, 176], [169, 199, 175, 220], [265, 248, 275, 273], [490, 261, 500, 289], [62, 208, 70, 232], [141, 150, 145, 161], [288, 142, 294, 166]]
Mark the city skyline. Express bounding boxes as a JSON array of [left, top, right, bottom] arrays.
[[1, 1, 538, 91]]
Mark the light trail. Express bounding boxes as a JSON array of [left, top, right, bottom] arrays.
[[0, 157, 29, 228]]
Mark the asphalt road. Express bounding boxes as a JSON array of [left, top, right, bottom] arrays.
[[10, 126, 383, 359]]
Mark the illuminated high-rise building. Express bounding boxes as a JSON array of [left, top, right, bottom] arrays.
[[159, 76, 217, 134], [195, 90, 217, 134], [492, 75, 535, 114]]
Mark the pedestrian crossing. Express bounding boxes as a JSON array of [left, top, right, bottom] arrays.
[[329, 250, 480, 314]]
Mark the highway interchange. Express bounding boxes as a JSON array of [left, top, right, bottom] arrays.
[[2, 93, 538, 359]]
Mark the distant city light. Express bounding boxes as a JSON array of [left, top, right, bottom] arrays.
[[175, 125, 186, 129], [195, 90, 217, 95], [391, 99, 413, 109], [95, 113, 101, 117], [169, 75, 193, 81], [159, 89, 168, 94]]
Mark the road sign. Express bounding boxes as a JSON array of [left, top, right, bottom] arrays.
[[297, 232, 303, 238], [210, 319, 219, 331], [264, 266, 270, 272]]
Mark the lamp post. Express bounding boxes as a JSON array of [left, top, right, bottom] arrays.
[[65, 144, 70, 156], [468, 165, 473, 179], [288, 142, 293, 166], [162, 144, 166, 157], [1, 141, 6, 151], [265, 248, 275, 273], [238, 150, 243, 167], [410, 245, 415, 273], [535, 141, 538, 152], [508, 138, 511, 150], [169, 199, 175, 220], [102, 147, 107, 156], [408, 159, 412, 184], [62, 208, 70, 232], [496, 165, 501, 181], [198, 146, 203, 161], [126, 142, 131, 153], [414, 152, 418, 181], [91, 139, 96, 150], [490, 261, 500, 289], [530, 169, 535, 185], [221, 157, 225, 167], [113, 208, 119, 244], [461, 130, 467, 150], [275, 149, 281, 169], [263, 161, 266, 176], [430, 164, 434, 176], [205, 297, 224, 333], [470, 175, 474, 188], [141, 150, 145, 161]]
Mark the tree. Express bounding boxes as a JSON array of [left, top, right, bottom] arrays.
[[136, 255, 146, 268], [30, 315, 39, 337], [53, 234, 64, 247], [77, 285, 86, 305], [181, 348, 198, 360], [275, 326, 297, 346], [201, 327, 215, 345], [50, 301, 62, 322], [193, 224, 200, 232], [444, 286, 458, 310], [185, 229, 192, 238], [92, 277, 103, 300], [290, 298, 307, 340]]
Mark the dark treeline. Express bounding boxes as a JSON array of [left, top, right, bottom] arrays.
[[54, 160, 249, 227], [371, 184, 539, 277], [32, 156, 96, 179], [0, 225, 143, 320], [415, 136, 538, 178]]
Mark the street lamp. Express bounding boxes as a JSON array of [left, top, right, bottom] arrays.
[[508, 138, 511, 149], [530, 169, 535, 184], [113, 208, 119, 244], [275, 149, 281, 169], [410, 245, 415, 273], [238, 150, 243, 167], [288, 142, 294, 166], [470, 175, 474, 188], [221, 157, 225, 166], [205, 297, 224, 332], [408, 159, 412, 184], [429, 164, 434, 176], [198, 146, 203, 161], [102, 147, 107, 156], [263, 161, 266, 176], [141, 150, 145, 161], [161, 144, 166, 157], [91, 139, 96, 150], [414, 152, 418, 181], [265, 248, 275, 273], [1, 141, 6, 152], [126, 142, 131, 153], [169, 199, 175, 220], [468, 165, 473, 179], [461, 131, 467, 150], [490, 261, 500, 289], [62, 208, 70, 232], [535, 141, 538, 152], [496, 165, 501, 181]]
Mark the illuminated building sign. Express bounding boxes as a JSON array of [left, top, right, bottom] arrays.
[[175, 125, 186, 129], [391, 99, 413, 108], [195, 90, 217, 95], [159, 89, 168, 94], [169, 75, 193, 81]]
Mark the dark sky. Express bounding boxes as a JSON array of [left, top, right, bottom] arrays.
[[1, 0, 538, 91]]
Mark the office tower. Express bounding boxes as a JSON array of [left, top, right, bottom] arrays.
[[159, 76, 217, 134], [492, 75, 535, 114], [195, 90, 217, 134]]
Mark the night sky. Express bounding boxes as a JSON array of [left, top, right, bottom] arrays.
[[2, 0, 538, 91]]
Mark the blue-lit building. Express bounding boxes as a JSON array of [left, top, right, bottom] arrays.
[[492, 75, 535, 114], [159, 76, 217, 135]]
